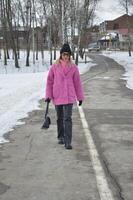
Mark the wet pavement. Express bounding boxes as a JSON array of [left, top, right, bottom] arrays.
[[0, 54, 133, 200], [82, 54, 133, 200], [0, 104, 100, 200]]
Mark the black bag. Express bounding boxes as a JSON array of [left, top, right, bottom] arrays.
[[41, 102, 51, 129]]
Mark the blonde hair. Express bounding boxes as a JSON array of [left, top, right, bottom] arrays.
[[54, 57, 74, 65]]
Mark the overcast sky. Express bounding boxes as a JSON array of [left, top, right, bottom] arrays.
[[95, 0, 124, 24]]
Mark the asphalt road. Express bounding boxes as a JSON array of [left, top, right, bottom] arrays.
[[0, 53, 133, 200], [82, 54, 133, 200]]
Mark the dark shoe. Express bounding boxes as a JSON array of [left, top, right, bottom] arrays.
[[65, 144, 72, 150], [58, 138, 64, 145]]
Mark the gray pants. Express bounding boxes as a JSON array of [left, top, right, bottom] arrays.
[[55, 104, 73, 146]]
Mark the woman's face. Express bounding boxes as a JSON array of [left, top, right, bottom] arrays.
[[61, 52, 70, 62]]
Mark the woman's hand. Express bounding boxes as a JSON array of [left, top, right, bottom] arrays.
[[45, 98, 51, 103], [79, 100, 82, 106]]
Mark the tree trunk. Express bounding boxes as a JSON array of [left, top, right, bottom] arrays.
[[36, 31, 38, 60], [54, 46, 56, 60], [26, 46, 30, 66], [6, 49, 10, 59], [53, 36, 57, 60], [40, 27, 44, 65], [6, 0, 19, 68], [125, 0, 131, 56], [1, 0, 9, 64], [4, 45, 7, 65], [41, 49, 44, 65], [75, 29, 82, 65]]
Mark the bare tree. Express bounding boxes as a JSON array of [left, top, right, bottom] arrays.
[[39, 0, 60, 64], [5, 0, 19, 67], [0, 0, 8, 65], [11, 1, 21, 59], [119, 0, 133, 56], [25, 0, 32, 66], [16, 0, 32, 66], [35, 2, 47, 65], [0, 0, 100, 67], [70, 0, 76, 59], [75, 0, 100, 64]]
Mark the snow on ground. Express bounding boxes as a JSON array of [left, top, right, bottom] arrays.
[[0, 50, 51, 74], [0, 72, 47, 143], [103, 51, 133, 90], [0, 50, 95, 144], [78, 56, 96, 74]]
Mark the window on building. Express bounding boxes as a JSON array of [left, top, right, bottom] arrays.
[[113, 23, 119, 30], [129, 24, 133, 28]]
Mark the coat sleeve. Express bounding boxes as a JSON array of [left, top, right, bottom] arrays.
[[45, 66, 54, 99], [73, 66, 84, 101]]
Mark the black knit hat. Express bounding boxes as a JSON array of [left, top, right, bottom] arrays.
[[60, 43, 71, 55]]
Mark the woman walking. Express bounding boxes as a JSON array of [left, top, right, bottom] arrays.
[[45, 43, 84, 150]]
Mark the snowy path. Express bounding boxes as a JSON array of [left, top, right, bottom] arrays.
[[0, 73, 47, 143]]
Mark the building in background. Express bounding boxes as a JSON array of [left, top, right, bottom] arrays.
[[99, 14, 133, 50], [0, 25, 47, 50]]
